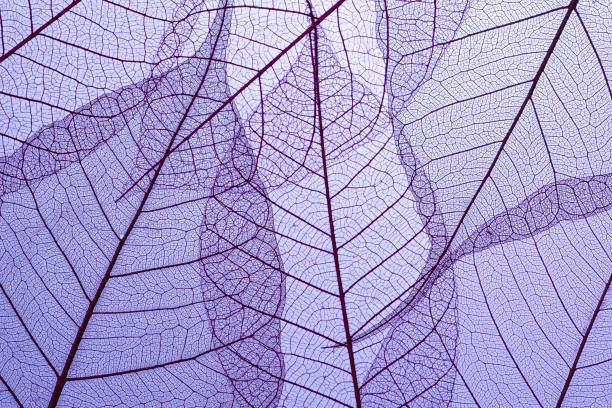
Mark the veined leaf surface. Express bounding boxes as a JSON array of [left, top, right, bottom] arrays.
[[1, 0, 610, 406]]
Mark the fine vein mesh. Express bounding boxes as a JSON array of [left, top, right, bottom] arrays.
[[0, 2, 284, 406], [1, 0, 611, 406], [362, 0, 612, 407], [242, 25, 429, 406]]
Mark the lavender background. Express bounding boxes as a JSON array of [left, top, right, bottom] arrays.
[[1, 0, 611, 406]]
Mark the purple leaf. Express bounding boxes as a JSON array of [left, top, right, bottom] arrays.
[[1, 0, 611, 407], [362, 0, 612, 407], [1, 2, 284, 406]]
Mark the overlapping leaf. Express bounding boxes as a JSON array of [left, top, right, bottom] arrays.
[[1, 0, 611, 407], [1, 2, 284, 406], [362, 0, 612, 406]]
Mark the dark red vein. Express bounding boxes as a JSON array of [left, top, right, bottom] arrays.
[[46, 7, 229, 407], [307, 4, 362, 406], [65, 333, 253, 381], [556, 273, 612, 407], [116, 0, 349, 201], [227, 342, 354, 408], [0, 283, 58, 376], [574, 10, 612, 100], [0, 0, 81, 64], [23, 179, 89, 300], [353, 0, 579, 341], [436, 0, 578, 284], [0, 373, 23, 408]]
